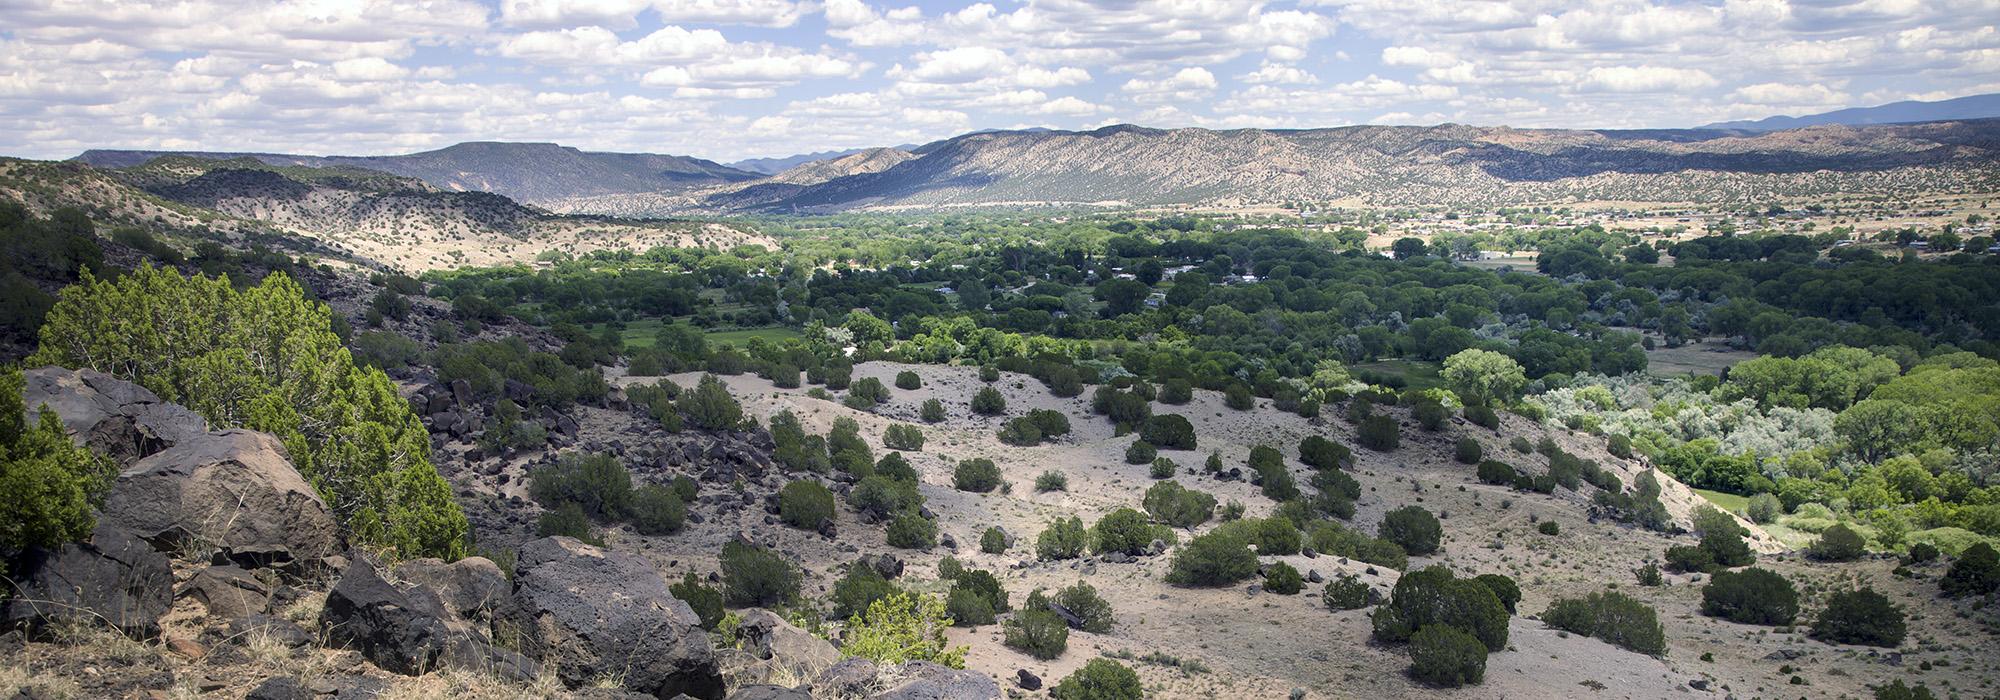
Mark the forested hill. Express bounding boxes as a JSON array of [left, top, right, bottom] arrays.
[[75, 141, 762, 205], [672, 119, 2000, 214]]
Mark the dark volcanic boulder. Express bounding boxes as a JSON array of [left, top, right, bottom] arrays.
[[183, 564, 272, 619], [873, 661, 1002, 700], [3, 522, 173, 638], [319, 555, 536, 680], [504, 536, 724, 699], [21, 366, 207, 466], [392, 556, 509, 621], [101, 429, 339, 566], [729, 685, 812, 700]]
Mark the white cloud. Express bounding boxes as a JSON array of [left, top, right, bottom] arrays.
[[1121, 67, 1219, 105], [1240, 62, 1318, 85], [1381, 46, 1457, 69], [0, 0, 1991, 162], [1580, 66, 1719, 93], [651, 0, 808, 26], [331, 57, 409, 82], [498, 0, 650, 29], [1729, 82, 1849, 106], [1037, 95, 1105, 116]]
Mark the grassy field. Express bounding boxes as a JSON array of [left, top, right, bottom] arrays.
[[1645, 337, 1758, 376], [1694, 488, 1749, 514], [704, 327, 803, 346], [1353, 359, 1445, 391], [586, 318, 801, 349]]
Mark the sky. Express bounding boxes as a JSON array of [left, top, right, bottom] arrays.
[[2, 0, 1998, 164]]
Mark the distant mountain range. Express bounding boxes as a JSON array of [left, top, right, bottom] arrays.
[[75, 142, 760, 205], [582, 119, 1997, 214], [1702, 93, 2000, 131], [66, 116, 2000, 217]]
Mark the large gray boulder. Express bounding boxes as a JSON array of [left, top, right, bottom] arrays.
[[392, 556, 509, 621], [504, 536, 724, 699], [101, 429, 339, 566], [3, 522, 173, 638], [21, 367, 207, 466], [872, 661, 1002, 700], [721, 609, 840, 688], [738, 608, 839, 675], [810, 659, 1001, 700], [319, 554, 536, 680], [182, 564, 272, 619]]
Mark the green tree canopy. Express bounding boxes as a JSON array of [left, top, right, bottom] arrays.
[[30, 265, 467, 559], [1442, 349, 1527, 405]]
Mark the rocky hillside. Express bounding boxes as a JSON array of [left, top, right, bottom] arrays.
[[76, 142, 762, 205], [94, 157, 774, 272], [2, 366, 994, 700], [547, 147, 918, 217], [730, 147, 886, 176], [642, 120, 1998, 214]]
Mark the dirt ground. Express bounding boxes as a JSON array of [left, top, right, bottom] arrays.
[[596, 360, 1996, 699]]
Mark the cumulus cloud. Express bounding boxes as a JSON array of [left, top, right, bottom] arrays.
[[0, 0, 1992, 161], [1729, 82, 1850, 106], [1580, 66, 1719, 93]]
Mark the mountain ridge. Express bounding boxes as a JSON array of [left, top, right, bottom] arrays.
[[74, 141, 762, 205], [1702, 92, 2000, 131], [628, 118, 1999, 214]]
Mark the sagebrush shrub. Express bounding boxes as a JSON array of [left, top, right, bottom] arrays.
[[1323, 573, 1374, 610], [1380, 506, 1442, 555], [980, 527, 1009, 554], [971, 386, 1007, 415], [1054, 582, 1115, 633], [1035, 470, 1068, 492], [1140, 414, 1197, 449], [670, 572, 725, 630], [778, 480, 836, 530], [1371, 566, 1510, 652], [1264, 561, 1304, 594], [1810, 523, 1866, 562], [1143, 480, 1216, 528], [1408, 624, 1487, 688], [1165, 531, 1257, 586], [886, 512, 938, 549], [1811, 588, 1905, 647], [1359, 415, 1400, 451], [1038, 516, 1089, 561], [721, 539, 800, 607], [1701, 567, 1798, 625], [953, 458, 1003, 492], [843, 592, 965, 668], [1454, 437, 1483, 464], [1943, 542, 2000, 597], [1092, 508, 1155, 555], [883, 424, 926, 451], [1003, 607, 1069, 660], [1051, 658, 1142, 700], [627, 484, 686, 535], [1541, 589, 1667, 656], [831, 562, 902, 620], [1124, 440, 1157, 465]]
